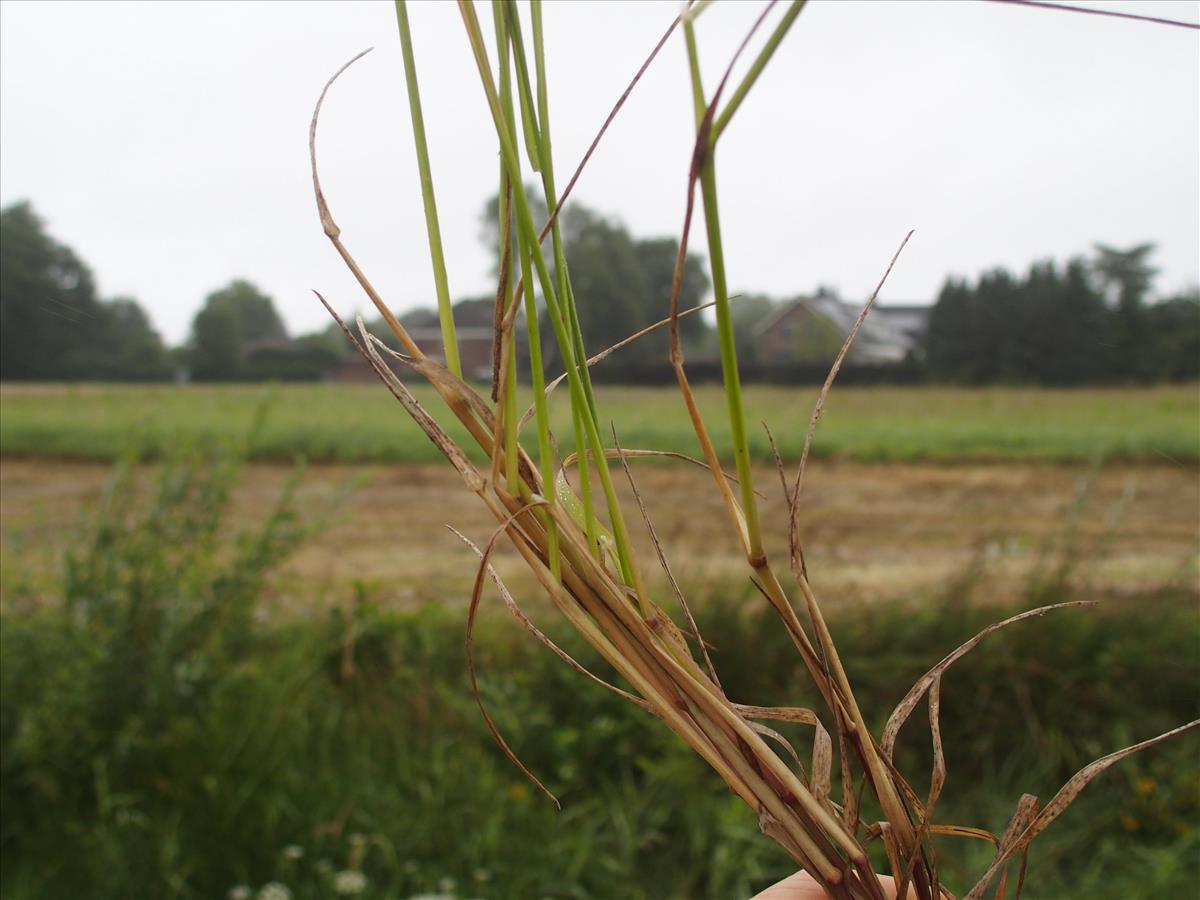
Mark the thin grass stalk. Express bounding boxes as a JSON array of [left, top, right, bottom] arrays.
[[310, 51, 502, 466], [566, 387, 600, 555], [490, 2, 564, 572], [710, 0, 806, 143], [505, 0, 645, 592], [680, 17, 936, 894], [497, 1, 600, 560], [682, 16, 767, 566], [394, 1, 462, 378], [673, 12, 841, 719], [466, 438, 869, 892], [492, 2, 522, 493], [502, 488, 871, 884], [516, 230, 561, 578], [466, 0, 646, 599], [796, 574, 934, 899]]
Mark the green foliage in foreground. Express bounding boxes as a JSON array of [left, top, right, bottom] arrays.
[[1, 451, 1197, 900], [3, 382, 1198, 465]]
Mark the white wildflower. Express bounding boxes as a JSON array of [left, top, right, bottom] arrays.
[[282, 844, 304, 861], [257, 883, 293, 900], [334, 869, 369, 896], [227, 887, 252, 900]]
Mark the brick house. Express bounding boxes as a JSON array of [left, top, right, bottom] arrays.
[[755, 291, 928, 365], [329, 297, 526, 384]]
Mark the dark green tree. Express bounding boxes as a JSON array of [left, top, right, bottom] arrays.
[[1040, 260, 1111, 385], [480, 194, 710, 372], [1, 201, 170, 381], [1092, 243, 1158, 313], [633, 236, 710, 358], [926, 253, 1164, 385], [84, 298, 173, 381], [1145, 287, 1200, 381], [188, 280, 287, 381], [925, 277, 976, 381], [1092, 243, 1160, 381], [480, 183, 550, 280], [1, 201, 103, 380]]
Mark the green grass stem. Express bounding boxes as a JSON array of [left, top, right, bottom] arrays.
[[683, 19, 766, 560], [458, 3, 615, 561], [464, 0, 643, 594], [711, 1, 806, 144], [394, 1, 462, 378], [493, 1, 522, 494]]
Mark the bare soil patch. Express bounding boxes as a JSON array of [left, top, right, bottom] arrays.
[[3, 458, 1196, 614]]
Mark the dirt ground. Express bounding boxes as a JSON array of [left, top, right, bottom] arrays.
[[3, 458, 1197, 616]]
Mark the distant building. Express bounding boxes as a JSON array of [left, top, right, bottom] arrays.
[[872, 304, 931, 355], [756, 292, 929, 365], [328, 297, 526, 384]]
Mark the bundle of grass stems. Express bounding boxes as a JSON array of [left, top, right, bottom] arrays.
[[309, 3, 1197, 897]]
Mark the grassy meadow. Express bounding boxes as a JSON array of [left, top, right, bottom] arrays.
[[2, 382, 1198, 464]]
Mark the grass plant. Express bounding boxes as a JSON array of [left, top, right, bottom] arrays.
[[301, 2, 1198, 897]]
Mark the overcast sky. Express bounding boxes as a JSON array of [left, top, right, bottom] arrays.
[[1, 0, 1197, 345]]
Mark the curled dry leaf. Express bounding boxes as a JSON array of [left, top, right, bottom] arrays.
[[965, 719, 1200, 900], [882, 601, 1094, 760], [450, 525, 652, 714], [463, 502, 562, 809]]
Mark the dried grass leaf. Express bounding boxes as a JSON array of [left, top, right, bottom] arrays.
[[927, 824, 999, 846], [310, 52, 424, 360], [747, 721, 806, 774], [463, 504, 563, 809], [787, 230, 913, 555], [317, 296, 485, 495], [900, 676, 947, 900], [366, 333, 497, 431], [764, 421, 807, 577], [611, 427, 722, 688], [878, 822, 904, 892], [987, 793, 1038, 900], [733, 704, 835, 804], [882, 601, 1094, 759], [965, 720, 1200, 899], [450, 526, 652, 714]]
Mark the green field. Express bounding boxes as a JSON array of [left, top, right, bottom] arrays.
[[2, 382, 1197, 464]]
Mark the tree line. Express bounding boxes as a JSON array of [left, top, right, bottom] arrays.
[[2, 199, 1195, 385], [1, 202, 173, 381], [0, 202, 341, 383], [925, 245, 1198, 384]]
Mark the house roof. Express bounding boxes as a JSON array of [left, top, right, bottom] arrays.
[[755, 294, 925, 363]]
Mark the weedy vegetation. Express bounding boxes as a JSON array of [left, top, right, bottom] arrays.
[[296, 2, 1198, 898], [1, 447, 1196, 899]]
